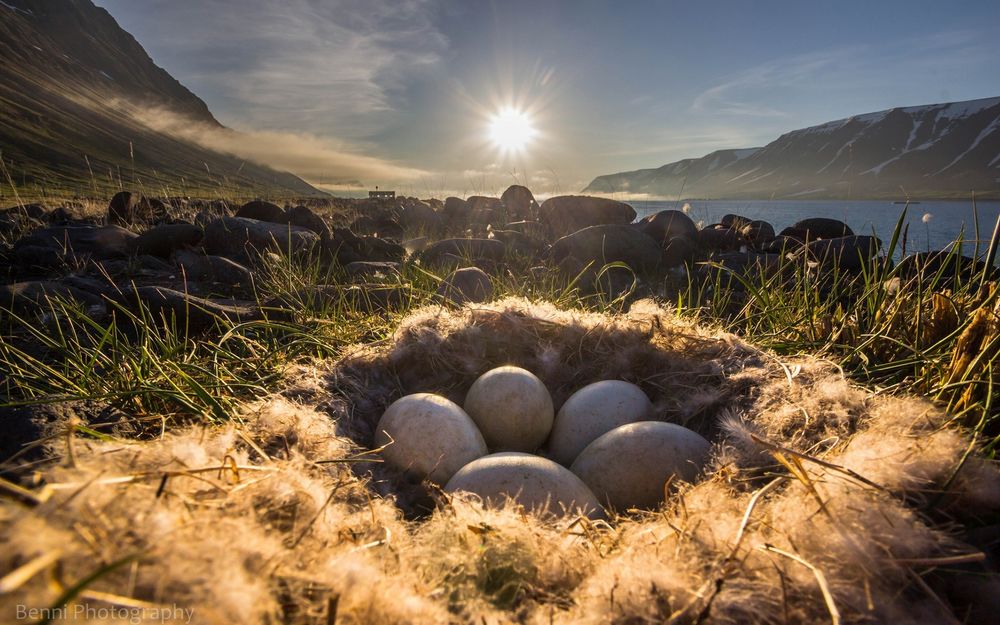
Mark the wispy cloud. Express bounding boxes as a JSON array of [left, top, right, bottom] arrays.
[[130, 104, 427, 184], [104, 0, 447, 141], [691, 47, 860, 117], [691, 30, 994, 120]]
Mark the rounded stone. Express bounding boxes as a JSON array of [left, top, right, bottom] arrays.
[[570, 421, 712, 510], [546, 380, 653, 466], [463, 366, 554, 452], [444, 452, 605, 519], [375, 393, 488, 484]]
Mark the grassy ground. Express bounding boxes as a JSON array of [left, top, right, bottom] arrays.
[[2, 207, 998, 451]]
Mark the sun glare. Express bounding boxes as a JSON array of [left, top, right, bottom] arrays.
[[488, 107, 536, 152]]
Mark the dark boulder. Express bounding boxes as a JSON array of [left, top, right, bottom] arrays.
[[799, 235, 881, 271], [549, 224, 662, 273], [420, 238, 507, 265], [398, 201, 443, 234], [696, 225, 745, 251], [113, 286, 259, 332], [107, 192, 166, 226], [349, 215, 404, 239], [14, 225, 138, 271], [663, 236, 698, 268], [489, 229, 547, 259], [47, 205, 90, 225], [741, 220, 776, 245], [443, 197, 471, 229], [324, 228, 405, 265], [539, 196, 636, 238], [286, 205, 331, 239], [792, 218, 854, 240], [500, 185, 538, 221], [235, 200, 287, 224], [1, 401, 135, 464], [504, 220, 547, 239], [344, 261, 402, 279], [1, 203, 47, 220], [761, 235, 806, 254], [173, 250, 253, 287], [721, 214, 753, 230], [203, 217, 319, 261], [130, 223, 203, 257], [0, 280, 106, 316], [437, 267, 493, 305], [638, 210, 697, 244]]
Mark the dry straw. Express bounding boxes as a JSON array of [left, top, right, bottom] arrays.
[[1, 298, 997, 624]]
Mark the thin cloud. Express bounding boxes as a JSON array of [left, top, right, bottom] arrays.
[[131, 104, 427, 184], [101, 0, 447, 140]]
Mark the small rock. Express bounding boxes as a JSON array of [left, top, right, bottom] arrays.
[[437, 267, 493, 305]]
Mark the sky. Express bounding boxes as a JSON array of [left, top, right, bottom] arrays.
[[95, 0, 1000, 197]]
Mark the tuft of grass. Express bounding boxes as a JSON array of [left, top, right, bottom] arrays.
[[671, 206, 1000, 448]]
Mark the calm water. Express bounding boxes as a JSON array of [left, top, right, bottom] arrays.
[[630, 199, 1000, 259]]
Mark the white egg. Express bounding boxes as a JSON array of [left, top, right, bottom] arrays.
[[546, 380, 653, 465], [444, 452, 605, 519], [570, 421, 711, 510], [463, 366, 554, 452], [375, 393, 488, 484]]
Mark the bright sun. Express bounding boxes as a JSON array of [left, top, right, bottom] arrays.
[[488, 107, 536, 152]]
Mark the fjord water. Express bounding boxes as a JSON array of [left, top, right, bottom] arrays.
[[631, 199, 1000, 258]]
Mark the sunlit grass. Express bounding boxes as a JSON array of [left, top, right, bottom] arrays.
[[1, 203, 998, 452]]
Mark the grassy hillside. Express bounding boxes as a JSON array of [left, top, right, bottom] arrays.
[[0, 0, 324, 199]]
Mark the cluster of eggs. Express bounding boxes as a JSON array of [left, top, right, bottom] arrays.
[[375, 366, 711, 517]]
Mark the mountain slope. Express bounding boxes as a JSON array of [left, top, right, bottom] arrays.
[[584, 97, 1000, 199], [0, 0, 322, 197]]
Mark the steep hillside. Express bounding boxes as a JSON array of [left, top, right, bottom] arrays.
[[0, 0, 322, 197], [585, 97, 1000, 199]]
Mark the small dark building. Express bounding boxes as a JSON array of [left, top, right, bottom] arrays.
[[369, 189, 395, 200]]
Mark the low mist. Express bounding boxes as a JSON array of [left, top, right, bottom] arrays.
[[130, 105, 427, 187]]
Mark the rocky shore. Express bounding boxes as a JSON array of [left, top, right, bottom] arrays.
[[1, 186, 994, 329]]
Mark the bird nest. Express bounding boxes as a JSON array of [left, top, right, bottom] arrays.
[[2, 298, 997, 624]]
